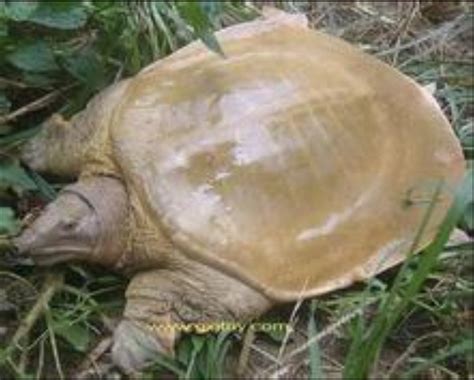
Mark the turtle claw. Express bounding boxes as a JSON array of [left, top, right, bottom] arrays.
[[74, 321, 173, 378], [111, 320, 173, 375]]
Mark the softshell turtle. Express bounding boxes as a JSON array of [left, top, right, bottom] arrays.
[[14, 9, 465, 373]]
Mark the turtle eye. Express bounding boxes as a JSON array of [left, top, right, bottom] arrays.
[[62, 219, 78, 231]]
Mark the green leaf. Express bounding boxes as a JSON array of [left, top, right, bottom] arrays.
[[198, 1, 224, 17], [211, 331, 234, 378], [176, 1, 224, 56], [308, 301, 324, 380], [27, 2, 88, 30], [199, 30, 225, 57], [2, 1, 38, 21], [185, 335, 206, 379], [0, 207, 19, 235], [26, 169, 56, 201], [0, 125, 41, 149], [7, 41, 59, 73], [177, 336, 194, 365], [52, 321, 91, 353], [0, 158, 37, 195], [191, 334, 206, 352], [148, 354, 185, 377], [22, 71, 57, 88], [61, 48, 106, 90]]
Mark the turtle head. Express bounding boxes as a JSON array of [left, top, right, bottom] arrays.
[[14, 177, 128, 266]]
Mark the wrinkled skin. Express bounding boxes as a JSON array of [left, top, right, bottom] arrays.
[[14, 178, 272, 373], [15, 193, 99, 265], [14, 189, 172, 372]]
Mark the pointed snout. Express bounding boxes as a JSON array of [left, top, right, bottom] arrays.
[[13, 204, 57, 256], [13, 228, 37, 255], [12, 224, 86, 266], [10, 228, 39, 266], [11, 192, 101, 266]]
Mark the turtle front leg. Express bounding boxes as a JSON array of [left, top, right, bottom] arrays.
[[21, 113, 86, 177], [111, 277, 178, 373], [111, 262, 273, 374], [21, 80, 129, 177]]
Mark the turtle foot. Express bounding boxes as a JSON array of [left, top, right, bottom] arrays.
[[111, 319, 174, 375]]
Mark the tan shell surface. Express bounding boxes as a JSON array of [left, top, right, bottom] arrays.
[[110, 17, 464, 300]]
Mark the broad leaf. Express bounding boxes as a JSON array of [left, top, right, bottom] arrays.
[[0, 207, 18, 235], [27, 2, 88, 30], [0, 158, 37, 195], [198, 1, 224, 17], [176, 1, 224, 56], [7, 41, 59, 73], [21, 72, 57, 88], [52, 320, 91, 353], [1, 1, 38, 21], [62, 48, 106, 90]]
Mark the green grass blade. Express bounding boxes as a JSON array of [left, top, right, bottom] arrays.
[[344, 169, 473, 379], [0, 127, 40, 148], [24, 168, 57, 200], [308, 300, 324, 379], [403, 339, 474, 379]]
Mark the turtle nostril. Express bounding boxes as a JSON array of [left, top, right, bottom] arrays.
[[13, 231, 36, 254], [13, 236, 27, 254]]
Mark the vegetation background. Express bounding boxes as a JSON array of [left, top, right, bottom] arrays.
[[0, 1, 472, 379]]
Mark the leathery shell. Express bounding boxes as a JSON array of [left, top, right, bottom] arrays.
[[111, 15, 464, 301]]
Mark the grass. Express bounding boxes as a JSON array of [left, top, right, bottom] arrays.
[[0, 1, 473, 379], [343, 172, 473, 379]]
